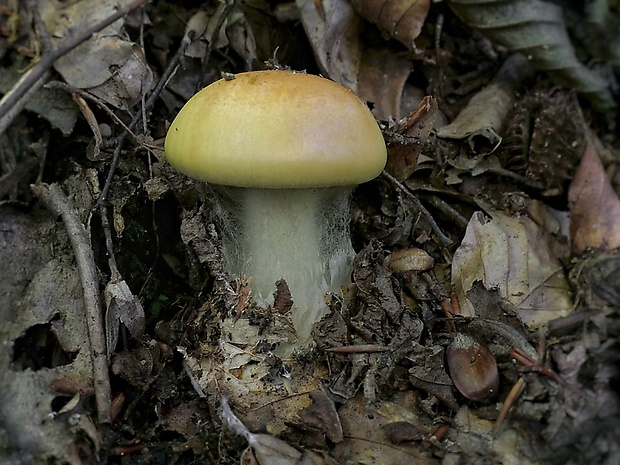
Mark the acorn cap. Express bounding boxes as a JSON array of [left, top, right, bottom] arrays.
[[164, 70, 387, 188]]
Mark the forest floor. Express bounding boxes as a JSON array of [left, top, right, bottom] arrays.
[[1, 1, 619, 464]]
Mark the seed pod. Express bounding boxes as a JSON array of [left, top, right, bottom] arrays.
[[446, 333, 499, 401], [387, 248, 434, 273]]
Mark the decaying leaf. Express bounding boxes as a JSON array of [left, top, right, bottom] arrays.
[[575, 252, 620, 308], [568, 140, 620, 253], [452, 210, 573, 328], [0, 60, 79, 135], [0, 205, 96, 463], [447, 0, 616, 116], [385, 96, 437, 181], [222, 396, 326, 465], [446, 406, 545, 464], [154, 400, 211, 454], [296, 390, 343, 443], [296, 0, 363, 91], [332, 393, 438, 465], [436, 53, 534, 152], [351, 0, 431, 50], [104, 276, 145, 356], [41, 0, 153, 109], [358, 48, 412, 120]]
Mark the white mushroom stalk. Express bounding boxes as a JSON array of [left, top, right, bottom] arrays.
[[164, 70, 386, 350], [214, 186, 354, 345]]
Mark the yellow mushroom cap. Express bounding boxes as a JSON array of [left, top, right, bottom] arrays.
[[164, 70, 387, 188]]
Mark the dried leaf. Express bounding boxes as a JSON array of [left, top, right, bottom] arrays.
[[273, 279, 294, 315], [452, 211, 573, 328], [436, 53, 534, 151], [568, 141, 620, 253], [358, 48, 412, 120], [297, 390, 343, 443], [447, 0, 616, 116], [296, 0, 363, 91], [385, 96, 437, 181], [156, 400, 211, 454], [352, 242, 403, 335], [352, 0, 431, 50], [41, 0, 153, 109], [0, 60, 79, 135], [332, 393, 438, 464], [0, 205, 95, 462], [104, 278, 145, 356], [222, 396, 324, 465]]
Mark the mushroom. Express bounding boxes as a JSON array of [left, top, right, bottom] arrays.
[[164, 70, 386, 347]]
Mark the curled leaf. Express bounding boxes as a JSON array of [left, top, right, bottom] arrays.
[[41, 0, 153, 109], [352, 0, 431, 49], [296, 0, 363, 91], [384, 96, 437, 181], [222, 396, 322, 465], [358, 47, 412, 120], [447, 0, 616, 116], [436, 53, 535, 152], [105, 278, 145, 356]]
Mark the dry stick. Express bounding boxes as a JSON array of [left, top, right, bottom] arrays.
[[0, 70, 50, 135], [47, 81, 140, 143], [0, 0, 149, 125], [31, 183, 112, 424], [381, 171, 453, 246]]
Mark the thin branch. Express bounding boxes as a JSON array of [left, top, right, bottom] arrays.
[[0, 70, 50, 136], [46, 81, 140, 143], [31, 183, 112, 424], [381, 171, 454, 246]]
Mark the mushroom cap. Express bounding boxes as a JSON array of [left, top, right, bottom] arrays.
[[164, 70, 387, 188]]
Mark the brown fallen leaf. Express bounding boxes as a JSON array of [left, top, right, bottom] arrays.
[[332, 393, 438, 465], [436, 53, 535, 152], [296, 0, 363, 91], [447, 0, 616, 117], [352, 0, 431, 50], [41, 0, 153, 109], [222, 396, 328, 465], [357, 48, 412, 120], [452, 210, 573, 328], [104, 276, 146, 357], [568, 141, 620, 253], [384, 96, 438, 181], [155, 400, 211, 454]]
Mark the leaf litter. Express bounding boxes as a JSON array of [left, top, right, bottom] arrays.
[[0, 0, 619, 464]]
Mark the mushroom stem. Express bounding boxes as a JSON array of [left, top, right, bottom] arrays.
[[213, 186, 355, 346]]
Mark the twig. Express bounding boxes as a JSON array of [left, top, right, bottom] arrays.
[[99, 202, 119, 276], [418, 193, 469, 229], [30, 183, 112, 424], [0, 0, 149, 128], [0, 70, 50, 136], [46, 81, 140, 143], [382, 171, 453, 246]]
